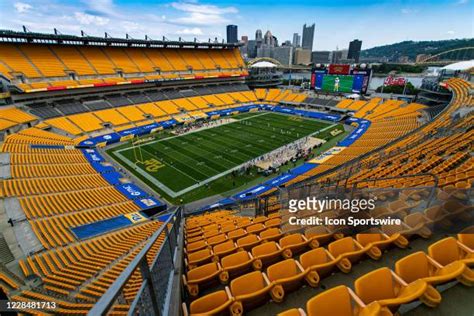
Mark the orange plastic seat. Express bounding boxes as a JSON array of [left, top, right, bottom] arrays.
[[253, 216, 268, 224], [221, 224, 237, 234], [207, 234, 228, 247], [354, 267, 439, 311], [266, 259, 307, 302], [328, 237, 368, 272], [236, 234, 260, 251], [306, 285, 391, 316], [183, 262, 222, 297], [182, 289, 233, 316], [268, 212, 281, 219], [246, 223, 266, 235], [186, 235, 204, 244], [259, 228, 283, 242], [227, 228, 248, 241], [304, 226, 332, 248], [186, 240, 208, 254], [203, 229, 220, 239], [356, 232, 407, 260], [220, 251, 255, 283], [213, 240, 237, 261], [186, 248, 213, 269], [428, 237, 474, 268], [229, 271, 272, 315], [458, 226, 474, 250], [277, 308, 305, 316], [251, 241, 284, 270], [396, 251, 472, 287], [403, 213, 432, 238], [264, 218, 282, 228], [279, 233, 311, 258], [236, 218, 252, 228], [299, 248, 339, 287]]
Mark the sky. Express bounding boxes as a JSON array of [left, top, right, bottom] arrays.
[[0, 0, 472, 50]]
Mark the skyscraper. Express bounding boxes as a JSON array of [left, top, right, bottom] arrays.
[[292, 33, 301, 47], [264, 30, 275, 47], [348, 39, 362, 63], [255, 29, 263, 41], [301, 23, 315, 51], [226, 25, 238, 44]]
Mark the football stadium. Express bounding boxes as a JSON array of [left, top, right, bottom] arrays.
[[0, 2, 473, 316]]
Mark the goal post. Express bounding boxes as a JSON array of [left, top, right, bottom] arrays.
[[132, 135, 145, 164]]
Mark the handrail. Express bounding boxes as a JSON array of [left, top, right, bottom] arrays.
[[88, 207, 182, 316]]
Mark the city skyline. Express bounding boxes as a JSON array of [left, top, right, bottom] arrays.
[[0, 0, 472, 50]]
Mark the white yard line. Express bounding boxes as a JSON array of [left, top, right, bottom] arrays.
[[114, 111, 340, 198]]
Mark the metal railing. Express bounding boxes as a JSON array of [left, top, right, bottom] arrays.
[[88, 207, 183, 316]]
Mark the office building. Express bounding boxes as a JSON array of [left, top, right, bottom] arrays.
[[247, 40, 258, 58], [272, 46, 293, 66], [293, 48, 311, 65], [311, 51, 331, 64], [292, 33, 301, 47], [226, 25, 238, 44], [348, 39, 362, 63], [301, 23, 315, 51]]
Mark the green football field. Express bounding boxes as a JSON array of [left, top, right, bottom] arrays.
[[321, 75, 354, 93], [109, 112, 340, 202]]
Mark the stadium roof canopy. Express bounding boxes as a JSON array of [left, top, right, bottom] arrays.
[[0, 30, 241, 49], [441, 60, 474, 71], [250, 61, 278, 68]]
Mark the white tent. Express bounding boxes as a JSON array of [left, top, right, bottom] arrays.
[[441, 60, 474, 72], [250, 61, 278, 68]]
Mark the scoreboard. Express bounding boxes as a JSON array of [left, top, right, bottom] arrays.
[[311, 64, 372, 94]]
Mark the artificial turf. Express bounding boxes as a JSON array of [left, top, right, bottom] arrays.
[[108, 111, 344, 203]]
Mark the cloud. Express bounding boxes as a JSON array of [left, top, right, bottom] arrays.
[[171, 1, 237, 25], [176, 27, 203, 35], [401, 8, 419, 14], [446, 30, 455, 35], [456, 0, 469, 4], [14, 2, 32, 13], [171, 2, 237, 15], [74, 12, 110, 26], [81, 0, 117, 16]]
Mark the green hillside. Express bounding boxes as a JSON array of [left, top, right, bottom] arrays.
[[361, 38, 474, 61]]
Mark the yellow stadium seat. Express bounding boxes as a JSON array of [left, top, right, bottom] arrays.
[[182, 262, 222, 297], [227, 228, 248, 241], [355, 267, 439, 310], [328, 237, 369, 272], [183, 289, 233, 316], [266, 259, 307, 302], [186, 248, 213, 270], [220, 250, 255, 283], [395, 251, 472, 287], [356, 232, 408, 259], [279, 233, 311, 258], [236, 234, 261, 251], [251, 241, 284, 270], [304, 226, 333, 248], [428, 237, 474, 267], [259, 228, 283, 242], [229, 271, 273, 316], [306, 285, 390, 316], [299, 247, 339, 287], [213, 240, 237, 261]]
